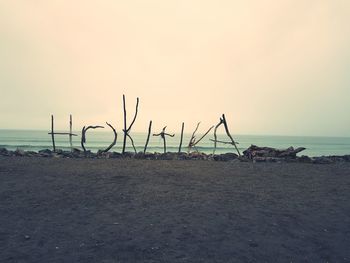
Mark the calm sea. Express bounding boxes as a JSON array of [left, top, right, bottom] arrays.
[[0, 129, 349, 157]]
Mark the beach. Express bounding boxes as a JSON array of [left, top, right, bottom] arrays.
[[1, 157, 350, 262]]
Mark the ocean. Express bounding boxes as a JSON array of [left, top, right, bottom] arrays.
[[0, 129, 349, 157]]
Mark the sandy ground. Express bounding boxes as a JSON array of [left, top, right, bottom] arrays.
[[0, 157, 350, 263]]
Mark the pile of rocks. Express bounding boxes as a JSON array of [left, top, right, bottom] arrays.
[[242, 145, 350, 164], [1, 146, 349, 163]]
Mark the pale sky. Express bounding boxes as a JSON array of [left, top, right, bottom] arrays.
[[0, 0, 349, 136]]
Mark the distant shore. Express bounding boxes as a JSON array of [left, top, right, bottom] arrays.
[[1, 157, 350, 262]]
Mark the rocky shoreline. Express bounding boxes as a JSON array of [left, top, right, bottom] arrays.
[[1, 145, 349, 164]]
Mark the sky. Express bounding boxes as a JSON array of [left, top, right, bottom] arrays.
[[0, 0, 349, 137]]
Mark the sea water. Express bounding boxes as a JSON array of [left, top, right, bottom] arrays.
[[0, 129, 349, 157]]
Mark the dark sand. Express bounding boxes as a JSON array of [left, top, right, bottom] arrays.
[[1, 157, 350, 262]]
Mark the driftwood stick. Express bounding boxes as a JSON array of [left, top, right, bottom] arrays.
[[51, 115, 56, 152], [193, 126, 214, 146], [213, 118, 224, 154], [187, 123, 213, 152], [178, 122, 184, 153], [81, 125, 104, 154], [102, 122, 117, 153], [153, 126, 174, 153], [210, 139, 239, 145], [81, 126, 86, 153], [127, 97, 139, 132], [122, 95, 139, 154], [187, 122, 200, 152], [144, 120, 152, 154], [126, 133, 137, 153], [122, 95, 127, 154], [69, 114, 73, 151], [222, 114, 241, 156], [48, 132, 78, 136]]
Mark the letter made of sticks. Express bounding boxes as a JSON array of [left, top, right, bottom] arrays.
[[153, 126, 175, 153], [187, 122, 214, 153], [81, 125, 104, 154], [210, 114, 241, 156], [144, 120, 152, 154], [122, 95, 139, 154], [49, 114, 78, 152], [178, 122, 184, 153]]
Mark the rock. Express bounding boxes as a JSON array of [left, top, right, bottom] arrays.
[[243, 145, 306, 160], [39, 149, 52, 154], [110, 152, 123, 159], [158, 152, 178, 160], [26, 151, 37, 157], [0, 147, 8, 155], [143, 153, 156, 160], [298, 155, 312, 163], [312, 157, 333, 164], [134, 152, 145, 159], [38, 149, 52, 157], [188, 152, 208, 160], [213, 153, 238, 161], [122, 152, 135, 158], [14, 149, 25, 156]]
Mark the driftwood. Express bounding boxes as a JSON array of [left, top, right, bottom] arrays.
[[122, 95, 139, 154], [50, 115, 55, 152], [48, 115, 78, 152], [69, 114, 73, 151], [153, 126, 175, 153], [187, 122, 214, 153], [243, 145, 306, 159], [81, 125, 104, 154], [102, 122, 117, 153], [211, 114, 240, 156], [178, 122, 184, 153], [144, 120, 152, 154]]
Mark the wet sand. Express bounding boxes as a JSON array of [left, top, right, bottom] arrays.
[[0, 157, 350, 262]]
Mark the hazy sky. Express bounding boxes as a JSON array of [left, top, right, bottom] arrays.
[[0, 0, 349, 136]]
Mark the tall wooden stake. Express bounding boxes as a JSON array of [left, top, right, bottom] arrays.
[[144, 120, 152, 154], [51, 115, 56, 152], [178, 122, 184, 153], [69, 114, 73, 151]]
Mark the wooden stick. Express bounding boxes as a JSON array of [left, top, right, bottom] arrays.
[[81, 126, 86, 153], [188, 122, 200, 153], [69, 114, 73, 151], [213, 118, 224, 154], [127, 97, 139, 132], [222, 114, 241, 156], [103, 122, 117, 153], [51, 115, 56, 152], [153, 126, 174, 153], [122, 95, 127, 154], [81, 125, 104, 154], [122, 95, 139, 154], [194, 126, 214, 146], [144, 120, 152, 154], [187, 123, 213, 152], [126, 133, 137, 153], [210, 139, 239, 145], [48, 132, 78, 136], [178, 122, 184, 153]]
